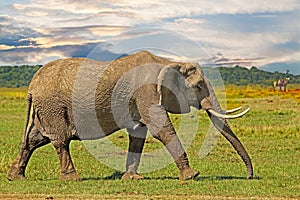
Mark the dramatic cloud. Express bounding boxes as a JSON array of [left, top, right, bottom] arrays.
[[31, 25, 131, 48], [0, 42, 99, 65], [10, 0, 300, 27], [0, 15, 41, 47], [161, 11, 300, 66], [0, 14, 130, 65], [0, 0, 299, 73]]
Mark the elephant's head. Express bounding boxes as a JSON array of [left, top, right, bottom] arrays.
[[157, 62, 253, 179]]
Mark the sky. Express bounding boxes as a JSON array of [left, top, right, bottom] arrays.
[[0, 0, 299, 74]]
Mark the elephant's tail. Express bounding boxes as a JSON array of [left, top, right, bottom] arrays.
[[22, 93, 32, 144]]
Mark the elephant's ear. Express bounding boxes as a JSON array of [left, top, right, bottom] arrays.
[[157, 64, 190, 114]]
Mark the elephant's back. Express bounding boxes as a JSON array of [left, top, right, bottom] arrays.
[[29, 58, 84, 95]]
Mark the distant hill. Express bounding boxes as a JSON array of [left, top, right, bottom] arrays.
[[261, 61, 300, 75], [203, 66, 300, 86], [0, 64, 299, 88]]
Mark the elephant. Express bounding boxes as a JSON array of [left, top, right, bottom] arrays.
[[7, 51, 253, 181]]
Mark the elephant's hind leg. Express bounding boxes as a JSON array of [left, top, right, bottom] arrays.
[[51, 139, 80, 181], [7, 123, 50, 181]]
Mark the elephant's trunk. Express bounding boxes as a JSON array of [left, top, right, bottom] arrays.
[[202, 77, 253, 179], [207, 112, 253, 179]]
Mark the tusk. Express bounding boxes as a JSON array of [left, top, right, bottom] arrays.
[[208, 108, 250, 119], [222, 107, 242, 114], [133, 123, 140, 130]]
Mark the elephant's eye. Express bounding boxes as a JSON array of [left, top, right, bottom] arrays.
[[197, 83, 202, 89]]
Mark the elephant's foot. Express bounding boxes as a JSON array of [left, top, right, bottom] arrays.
[[179, 168, 199, 180], [6, 164, 26, 181], [7, 171, 26, 181], [121, 172, 143, 180], [60, 171, 80, 181]]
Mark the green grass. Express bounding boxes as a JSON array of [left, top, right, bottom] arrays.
[[0, 86, 299, 199]]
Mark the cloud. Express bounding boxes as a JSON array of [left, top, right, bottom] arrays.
[[0, 13, 130, 48], [0, 45, 15, 50], [102, 0, 300, 15], [13, 0, 105, 14], [13, 0, 299, 28], [101, 0, 300, 23], [1, 0, 299, 68], [211, 52, 265, 67], [11, 1, 108, 28], [30, 25, 130, 48], [0, 42, 99, 65], [174, 18, 206, 25], [0, 13, 132, 65], [160, 10, 300, 67], [0, 15, 42, 46]]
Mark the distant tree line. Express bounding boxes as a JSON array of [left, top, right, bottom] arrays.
[[0, 64, 299, 88], [0, 65, 42, 88], [203, 65, 300, 86]]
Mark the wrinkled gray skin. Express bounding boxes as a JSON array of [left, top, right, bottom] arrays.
[[7, 51, 253, 181]]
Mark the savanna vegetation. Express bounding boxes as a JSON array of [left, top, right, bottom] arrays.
[[0, 85, 299, 199], [0, 65, 41, 88], [1, 64, 300, 88]]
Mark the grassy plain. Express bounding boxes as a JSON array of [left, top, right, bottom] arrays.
[[0, 85, 299, 199]]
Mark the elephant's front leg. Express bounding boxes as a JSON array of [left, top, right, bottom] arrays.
[[144, 105, 200, 180], [122, 126, 147, 180]]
